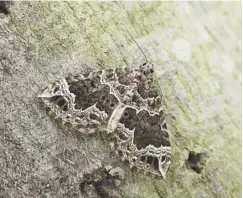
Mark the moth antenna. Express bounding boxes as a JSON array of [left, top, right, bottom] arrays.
[[122, 24, 173, 116], [122, 24, 148, 63]]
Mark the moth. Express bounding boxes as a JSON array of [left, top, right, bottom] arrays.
[[39, 61, 171, 178]]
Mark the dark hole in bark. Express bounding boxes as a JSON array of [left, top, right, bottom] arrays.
[[0, 1, 12, 15], [186, 151, 207, 174]]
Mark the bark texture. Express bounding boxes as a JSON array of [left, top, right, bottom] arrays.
[[0, 2, 241, 198]]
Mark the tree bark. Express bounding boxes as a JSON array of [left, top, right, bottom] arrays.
[[0, 2, 241, 198]]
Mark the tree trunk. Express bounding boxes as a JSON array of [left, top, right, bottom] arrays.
[[0, 2, 241, 198]]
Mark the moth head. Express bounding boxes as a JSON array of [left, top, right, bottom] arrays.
[[139, 62, 154, 83], [139, 62, 154, 74]]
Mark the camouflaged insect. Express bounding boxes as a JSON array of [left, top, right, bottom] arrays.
[[39, 63, 171, 178]]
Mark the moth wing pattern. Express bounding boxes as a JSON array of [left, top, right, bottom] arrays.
[[39, 62, 171, 178], [38, 66, 143, 134], [38, 70, 120, 134], [108, 63, 171, 178]]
